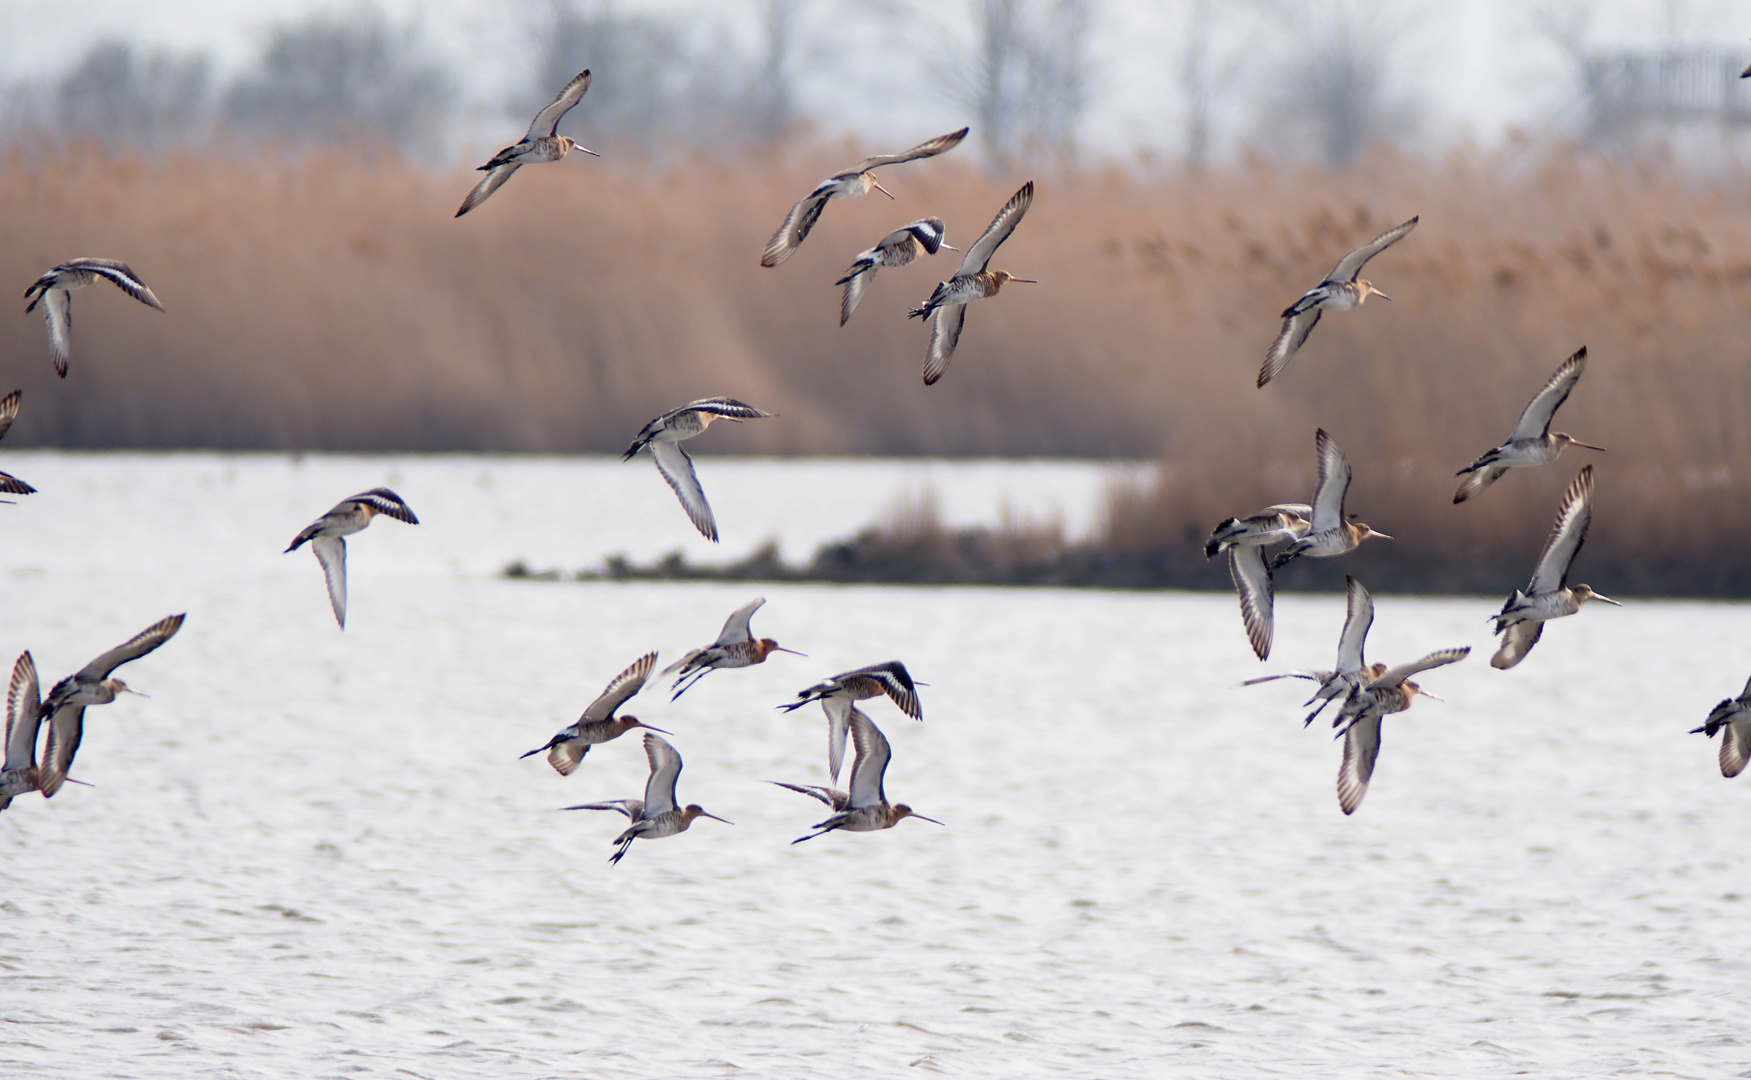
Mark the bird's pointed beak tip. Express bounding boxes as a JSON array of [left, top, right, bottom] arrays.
[[778, 647, 807, 657], [1597, 595, 1622, 606], [575, 146, 600, 157], [919, 815, 946, 826]]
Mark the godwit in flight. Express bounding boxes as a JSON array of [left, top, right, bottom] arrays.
[[660, 598, 803, 699], [1454, 347, 1602, 503], [0, 653, 45, 812], [910, 181, 1036, 385], [523, 652, 666, 774], [1490, 466, 1617, 669], [1692, 675, 1751, 778], [792, 708, 941, 843], [29, 614, 185, 799], [761, 127, 968, 267], [836, 218, 955, 325], [779, 660, 922, 782], [285, 488, 419, 629], [1270, 430, 1391, 570], [0, 390, 37, 499], [1205, 502, 1312, 660], [1245, 576, 1380, 725], [23, 258, 165, 378], [624, 397, 772, 542], [456, 70, 597, 217], [1332, 645, 1470, 815], [563, 733, 730, 864], [1259, 216, 1417, 387]]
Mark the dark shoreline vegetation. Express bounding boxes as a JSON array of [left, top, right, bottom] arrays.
[[6, 143, 1751, 596], [503, 483, 1751, 598]]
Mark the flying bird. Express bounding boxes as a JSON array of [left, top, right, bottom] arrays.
[[1692, 674, 1751, 779], [1454, 347, 1602, 503], [1270, 430, 1391, 571], [23, 258, 165, 378], [792, 709, 942, 843], [910, 181, 1036, 385], [779, 660, 922, 783], [660, 598, 803, 699], [1259, 216, 1417, 387], [1245, 576, 1379, 726], [836, 218, 955, 325], [624, 397, 772, 542], [1205, 502, 1312, 660], [522, 652, 666, 775], [0, 390, 37, 499], [1490, 466, 1618, 670], [0, 653, 44, 812], [761, 127, 969, 267], [32, 614, 186, 799], [563, 733, 731, 865], [1331, 646, 1470, 815], [456, 70, 598, 217], [285, 488, 419, 629]]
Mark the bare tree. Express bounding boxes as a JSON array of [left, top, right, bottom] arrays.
[[942, 0, 1094, 168], [1178, 0, 1264, 168], [52, 40, 214, 153], [1263, 0, 1419, 168], [223, 6, 454, 148]]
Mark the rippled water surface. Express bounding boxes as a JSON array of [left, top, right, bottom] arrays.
[[1, 454, 1748, 1079]]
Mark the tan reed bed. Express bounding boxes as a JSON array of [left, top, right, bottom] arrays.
[[3, 141, 1751, 591]]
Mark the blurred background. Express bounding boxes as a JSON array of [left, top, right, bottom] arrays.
[[1, 0, 1749, 591]]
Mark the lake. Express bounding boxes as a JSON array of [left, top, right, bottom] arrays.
[[0, 453, 1746, 1078]]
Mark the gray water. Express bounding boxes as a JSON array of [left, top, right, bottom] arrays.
[[0, 454, 1746, 1078]]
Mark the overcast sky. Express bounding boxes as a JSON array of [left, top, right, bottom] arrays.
[[1, 0, 1745, 161]]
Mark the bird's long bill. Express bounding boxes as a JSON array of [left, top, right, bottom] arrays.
[[573, 145, 601, 157], [913, 813, 946, 826], [1371, 532, 1394, 540], [120, 686, 149, 697], [1592, 594, 1623, 606], [701, 811, 734, 825], [1572, 441, 1608, 452], [1374, 290, 1394, 301], [774, 647, 808, 657], [1414, 689, 1445, 702], [940, 243, 961, 252], [634, 721, 674, 735], [869, 176, 894, 199], [1009, 278, 1040, 284]]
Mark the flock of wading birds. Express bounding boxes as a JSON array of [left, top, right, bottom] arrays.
[[3, 69, 1750, 849]]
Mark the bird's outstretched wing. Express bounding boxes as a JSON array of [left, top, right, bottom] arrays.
[[561, 798, 643, 819], [581, 652, 658, 723], [38, 703, 86, 799], [4, 651, 41, 775], [716, 598, 766, 646], [956, 181, 1033, 276], [76, 613, 187, 681], [683, 397, 773, 422], [768, 781, 848, 810], [921, 303, 968, 386], [1309, 429, 1352, 533], [0, 390, 19, 442], [762, 186, 834, 267], [650, 440, 718, 541], [456, 163, 521, 218], [1336, 576, 1374, 673], [42, 289, 72, 377], [1337, 716, 1383, 815], [844, 708, 891, 810], [526, 70, 591, 139], [1229, 544, 1275, 661], [851, 127, 969, 172], [1510, 347, 1588, 442], [1490, 621, 1543, 670], [1259, 307, 1321, 387], [313, 538, 348, 628], [641, 734, 683, 817], [348, 487, 420, 524], [1529, 466, 1594, 596], [1372, 647, 1470, 689], [65, 259, 166, 311], [1323, 216, 1418, 285]]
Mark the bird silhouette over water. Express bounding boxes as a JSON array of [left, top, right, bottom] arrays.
[[23, 258, 165, 378], [285, 488, 419, 629], [28, 614, 186, 800], [660, 598, 803, 699], [761, 127, 968, 267], [456, 70, 598, 217], [624, 397, 772, 542], [563, 733, 731, 865], [522, 652, 666, 775]]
